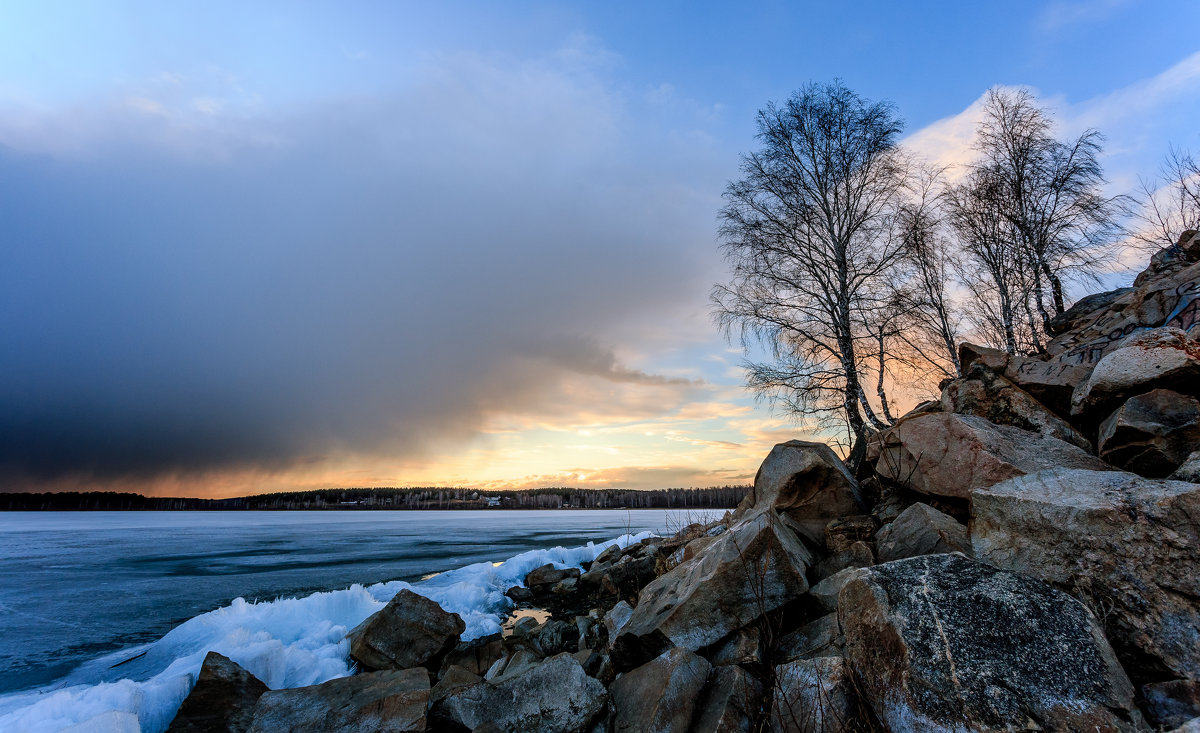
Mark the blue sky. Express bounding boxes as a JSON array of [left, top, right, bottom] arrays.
[[2, 1, 1198, 495]]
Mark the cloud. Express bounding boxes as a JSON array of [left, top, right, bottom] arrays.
[[904, 50, 1200, 189], [1036, 0, 1132, 32], [0, 41, 730, 491]]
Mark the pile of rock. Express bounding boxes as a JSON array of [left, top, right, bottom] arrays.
[[167, 235, 1200, 731]]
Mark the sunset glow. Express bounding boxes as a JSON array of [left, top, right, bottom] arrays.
[[2, 2, 1198, 497]]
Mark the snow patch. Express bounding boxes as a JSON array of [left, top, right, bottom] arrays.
[[0, 531, 654, 733]]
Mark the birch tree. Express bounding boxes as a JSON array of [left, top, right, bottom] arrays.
[[973, 88, 1125, 334], [713, 80, 908, 454]]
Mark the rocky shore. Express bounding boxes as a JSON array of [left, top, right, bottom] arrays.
[[167, 235, 1200, 732]]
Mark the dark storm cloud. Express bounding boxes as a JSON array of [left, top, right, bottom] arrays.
[[0, 56, 727, 486]]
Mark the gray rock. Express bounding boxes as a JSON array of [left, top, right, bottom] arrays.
[[1143, 679, 1200, 730], [1167, 717, 1200, 732], [808, 567, 862, 614], [1003, 356, 1094, 416], [1045, 244, 1200, 367], [1047, 287, 1136, 336], [775, 614, 842, 663], [603, 600, 634, 645], [771, 657, 861, 733], [1044, 236, 1200, 369], [347, 589, 464, 672], [957, 342, 1011, 373], [552, 577, 578, 595], [1071, 327, 1200, 417], [874, 503, 970, 563], [611, 647, 711, 733], [595, 543, 623, 565], [691, 664, 762, 733], [874, 413, 1110, 499], [1136, 230, 1200, 286], [1170, 450, 1200, 482], [505, 585, 535, 603], [822, 515, 876, 554], [484, 648, 540, 682], [679, 534, 719, 563], [168, 651, 268, 733], [813, 540, 873, 582], [435, 653, 607, 733], [248, 667, 429, 733], [972, 468, 1200, 682], [430, 664, 481, 706], [580, 552, 659, 600], [574, 649, 615, 686], [942, 367, 1091, 449], [706, 626, 761, 667], [575, 613, 599, 651], [1098, 389, 1200, 477], [439, 633, 505, 678], [527, 618, 580, 657], [612, 512, 812, 670], [748, 440, 865, 545], [525, 564, 581, 591], [839, 554, 1136, 732]]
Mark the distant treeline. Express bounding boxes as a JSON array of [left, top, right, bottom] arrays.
[[0, 485, 749, 511]]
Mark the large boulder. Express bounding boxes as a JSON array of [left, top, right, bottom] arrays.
[[691, 664, 762, 733], [972, 468, 1200, 682], [775, 614, 842, 663], [1044, 236, 1200, 369], [1047, 286, 1137, 336], [748, 440, 865, 544], [525, 564, 581, 591], [1003, 356, 1094, 416], [439, 633, 505, 678], [874, 503, 970, 563], [771, 657, 861, 733], [1171, 450, 1200, 482], [874, 413, 1110, 500], [430, 665, 482, 708], [941, 367, 1091, 449], [707, 626, 762, 667], [434, 653, 608, 733], [610, 647, 711, 733], [808, 567, 860, 614], [348, 589, 464, 672], [839, 554, 1137, 732], [248, 668, 429, 733], [579, 550, 659, 601], [1135, 230, 1200, 287], [1098, 389, 1200, 477], [1071, 327, 1200, 417], [957, 342, 1010, 373], [612, 511, 812, 670], [167, 651, 268, 733]]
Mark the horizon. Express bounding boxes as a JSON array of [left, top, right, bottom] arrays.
[[3, 1, 1200, 498]]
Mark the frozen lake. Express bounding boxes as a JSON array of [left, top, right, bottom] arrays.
[[0, 509, 714, 699]]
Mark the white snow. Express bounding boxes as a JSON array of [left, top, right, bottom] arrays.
[[0, 530, 654, 733]]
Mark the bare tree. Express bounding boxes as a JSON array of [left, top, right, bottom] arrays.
[[893, 166, 964, 377], [943, 164, 1027, 354], [974, 88, 1125, 334], [712, 80, 908, 454], [1133, 146, 1200, 249]]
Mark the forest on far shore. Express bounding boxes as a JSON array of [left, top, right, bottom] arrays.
[[0, 485, 749, 511]]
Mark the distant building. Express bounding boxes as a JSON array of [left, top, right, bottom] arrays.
[[485, 496, 501, 508]]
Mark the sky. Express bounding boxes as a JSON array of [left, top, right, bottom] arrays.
[[2, 1, 1199, 497]]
